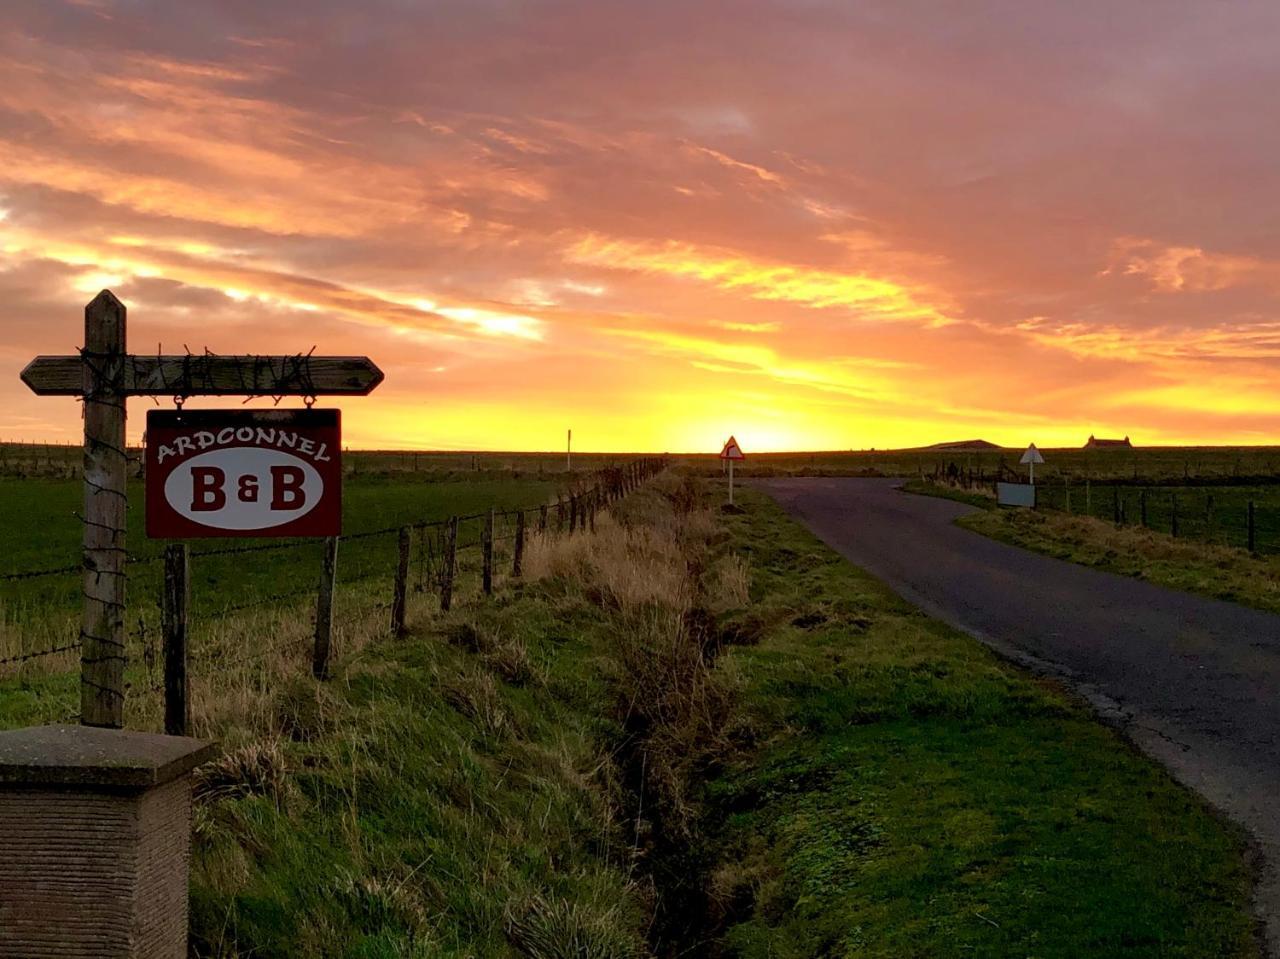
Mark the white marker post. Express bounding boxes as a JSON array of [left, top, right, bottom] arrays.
[[719, 435, 746, 504], [1020, 443, 1045, 485]]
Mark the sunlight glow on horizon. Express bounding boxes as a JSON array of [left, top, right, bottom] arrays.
[[3, 2, 1280, 451]]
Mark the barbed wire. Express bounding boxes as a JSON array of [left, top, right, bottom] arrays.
[[1, 458, 666, 686], [0, 641, 81, 668]]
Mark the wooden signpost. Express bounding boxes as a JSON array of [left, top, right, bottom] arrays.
[[20, 291, 384, 729], [720, 435, 745, 504]]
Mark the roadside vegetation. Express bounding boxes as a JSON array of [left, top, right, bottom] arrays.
[[1, 467, 1258, 955], [904, 478, 1280, 617], [704, 488, 1256, 957]]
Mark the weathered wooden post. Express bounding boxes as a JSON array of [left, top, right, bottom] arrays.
[[162, 544, 190, 737], [21, 291, 383, 722], [482, 509, 495, 595], [513, 509, 526, 578], [392, 525, 411, 636], [569, 494, 578, 534], [539, 503, 548, 534], [81, 291, 129, 729], [313, 536, 339, 680], [441, 516, 458, 611]]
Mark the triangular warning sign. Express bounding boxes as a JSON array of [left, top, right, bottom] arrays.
[[719, 435, 745, 460]]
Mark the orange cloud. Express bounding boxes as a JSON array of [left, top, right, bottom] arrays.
[[1109, 238, 1280, 294], [566, 235, 953, 325]]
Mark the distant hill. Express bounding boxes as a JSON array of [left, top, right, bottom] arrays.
[[917, 439, 1003, 452]]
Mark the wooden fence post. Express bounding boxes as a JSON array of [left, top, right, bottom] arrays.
[[569, 495, 578, 534], [313, 536, 339, 680], [82, 291, 128, 728], [441, 517, 457, 611], [513, 510, 526, 578], [162, 544, 189, 737], [1170, 494, 1179, 538], [392, 525, 411, 636], [539, 503, 548, 534], [482, 509, 494, 595]]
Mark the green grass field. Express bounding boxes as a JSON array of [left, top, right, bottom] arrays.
[[0, 471, 566, 732], [675, 445, 1280, 484]]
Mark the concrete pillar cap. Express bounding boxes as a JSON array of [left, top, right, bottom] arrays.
[[0, 724, 216, 789]]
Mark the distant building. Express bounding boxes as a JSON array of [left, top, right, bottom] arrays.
[[1084, 434, 1133, 450]]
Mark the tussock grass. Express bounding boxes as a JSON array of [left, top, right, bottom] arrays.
[[960, 504, 1280, 615], [180, 473, 732, 957]]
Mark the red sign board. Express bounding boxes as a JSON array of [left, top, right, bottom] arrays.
[[719, 436, 746, 460], [146, 409, 342, 538]]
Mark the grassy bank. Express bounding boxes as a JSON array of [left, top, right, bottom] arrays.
[[184, 475, 742, 956], [30, 474, 1256, 955], [699, 487, 1257, 957], [903, 478, 1280, 616], [958, 508, 1280, 616]]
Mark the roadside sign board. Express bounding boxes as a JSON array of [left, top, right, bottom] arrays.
[[997, 482, 1036, 508], [1019, 443, 1045, 485], [146, 409, 342, 538], [720, 436, 746, 460]]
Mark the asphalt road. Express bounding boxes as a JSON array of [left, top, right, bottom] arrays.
[[757, 477, 1280, 953]]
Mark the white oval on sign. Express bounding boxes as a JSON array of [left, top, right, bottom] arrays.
[[164, 447, 324, 531]]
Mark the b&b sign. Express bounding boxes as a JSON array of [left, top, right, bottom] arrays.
[[146, 409, 341, 538]]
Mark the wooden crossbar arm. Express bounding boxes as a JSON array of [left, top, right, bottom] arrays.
[[21, 355, 384, 397]]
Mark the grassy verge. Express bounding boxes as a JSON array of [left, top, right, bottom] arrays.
[[903, 478, 1280, 616], [900, 477, 996, 510], [957, 508, 1280, 615], [184, 475, 744, 957], [78, 475, 1258, 956], [699, 487, 1258, 957]]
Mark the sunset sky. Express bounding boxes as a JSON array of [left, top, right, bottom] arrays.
[[3, 1, 1280, 451]]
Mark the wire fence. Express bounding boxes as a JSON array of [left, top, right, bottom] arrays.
[[0, 458, 667, 728], [925, 470, 1280, 555], [1034, 481, 1279, 555]]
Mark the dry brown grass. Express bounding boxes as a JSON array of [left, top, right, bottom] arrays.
[[962, 507, 1280, 614], [524, 476, 745, 841]]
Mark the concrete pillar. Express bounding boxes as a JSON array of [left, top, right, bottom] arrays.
[[0, 724, 215, 958]]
